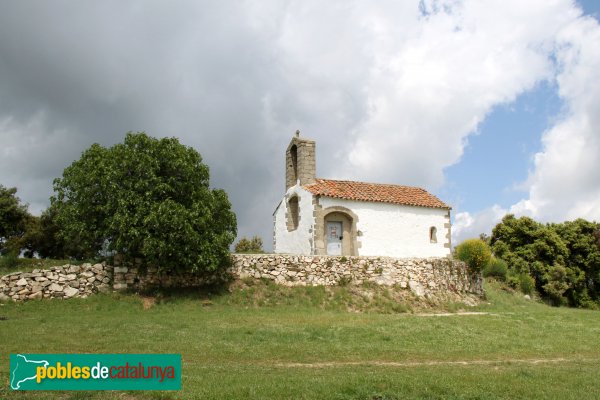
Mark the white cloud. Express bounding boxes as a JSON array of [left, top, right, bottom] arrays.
[[457, 11, 600, 241], [341, 0, 578, 186], [452, 205, 507, 245], [522, 14, 600, 222]]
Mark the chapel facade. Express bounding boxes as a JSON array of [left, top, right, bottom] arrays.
[[273, 132, 452, 258]]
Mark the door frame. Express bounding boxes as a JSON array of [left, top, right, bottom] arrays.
[[313, 205, 360, 256]]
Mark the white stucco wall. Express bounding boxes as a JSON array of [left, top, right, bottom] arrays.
[[318, 197, 450, 258], [273, 185, 314, 254]]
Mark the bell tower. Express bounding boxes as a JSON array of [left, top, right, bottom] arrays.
[[285, 130, 316, 190]]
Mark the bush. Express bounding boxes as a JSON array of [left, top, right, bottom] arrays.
[[519, 273, 536, 295], [483, 257, 508, 281], [455, 239, 492, 273], [0, 251, 18, 270], [234, 236, 264, 254]]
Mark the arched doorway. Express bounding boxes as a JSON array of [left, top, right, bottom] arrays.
[[314, 206, 359, 256]]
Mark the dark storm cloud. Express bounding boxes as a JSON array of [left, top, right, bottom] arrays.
[[0, 1, 376, 248], [0, 1, 288, 245]]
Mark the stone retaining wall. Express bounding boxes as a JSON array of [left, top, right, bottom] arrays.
[[111, 256, 223, 292], [230, 254, 482, 297], [0, 254, 482, 302], [0, 263, 112, 302], [114, 254, 482, 298]]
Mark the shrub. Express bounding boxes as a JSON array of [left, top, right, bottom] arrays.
[[455, 239, 492, 273], [0, 251, 19, 270], [483, 257, 508, 281], [519, 273, 536, 295], [234, 236, 264, 254], [338, 276, 352, 286], [542, 265, 570, 306]]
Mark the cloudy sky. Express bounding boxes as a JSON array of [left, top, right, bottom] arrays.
[[1, 0, 599, 249]]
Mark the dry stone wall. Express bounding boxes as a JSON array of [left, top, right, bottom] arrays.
[[0, 263, 112, 302], [111, 256, 223, 292], [230, 254, 482, 297], [114, 254, 482, 298], [0, 255, 482, 302]]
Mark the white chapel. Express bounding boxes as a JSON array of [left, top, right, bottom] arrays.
[[273, 132, 452, 258]]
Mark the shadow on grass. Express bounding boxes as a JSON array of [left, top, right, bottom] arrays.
[[137, 280, 233, 304]]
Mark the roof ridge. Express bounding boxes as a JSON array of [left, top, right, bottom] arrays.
[[309, 177, 428, 192], [302, 178, 450, 209]]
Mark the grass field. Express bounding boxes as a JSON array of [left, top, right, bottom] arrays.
[[1, 279, 599, 399]]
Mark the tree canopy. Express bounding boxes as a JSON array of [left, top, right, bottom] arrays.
[[490, 214, 600, 307], [234, 236, 264, 254], [52, 132, 237, 274], [0, 185, 30, 255]]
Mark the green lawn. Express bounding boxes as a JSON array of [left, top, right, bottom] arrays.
[[1, 280, 599, 399]]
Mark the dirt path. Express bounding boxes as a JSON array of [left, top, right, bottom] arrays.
[[275, 357, 597, 368], [412, 311, 492, 317]]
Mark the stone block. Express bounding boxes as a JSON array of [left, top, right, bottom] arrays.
[[64, 286, 79, 298], [28, 291, 43, 300], [49, 283, 63, 292], [409, 281, 425, 297], [67, 265, 81, 274]]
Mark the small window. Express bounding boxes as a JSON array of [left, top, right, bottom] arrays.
[[290, 144, 298, 183], [430, 227, 437, 243], [288, 196, 299, 231]]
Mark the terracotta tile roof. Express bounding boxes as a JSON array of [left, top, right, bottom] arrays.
[[304, 178, 450, 209]]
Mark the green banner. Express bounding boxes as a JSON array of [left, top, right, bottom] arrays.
[[10, 354, 181, 391]]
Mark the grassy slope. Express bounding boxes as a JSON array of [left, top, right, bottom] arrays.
[[1, 280, 599, 399]]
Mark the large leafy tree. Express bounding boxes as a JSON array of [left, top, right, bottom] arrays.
[[52, 132, 237, 274], [0, 185, 30, 254]]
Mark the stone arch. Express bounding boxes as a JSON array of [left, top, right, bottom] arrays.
[[314, 205, 359, 256]]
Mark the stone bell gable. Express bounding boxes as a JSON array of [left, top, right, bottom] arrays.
[[274, 132, 452, 258], [285, 130, 316, 190]]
